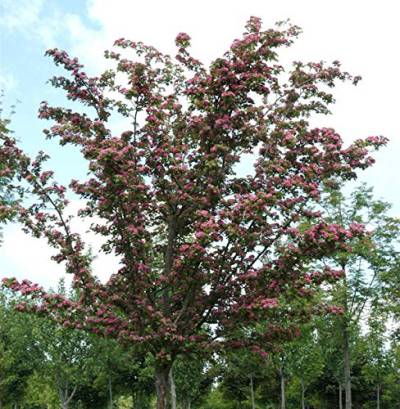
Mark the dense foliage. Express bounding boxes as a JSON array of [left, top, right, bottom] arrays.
[[0, 273, 399, 408]]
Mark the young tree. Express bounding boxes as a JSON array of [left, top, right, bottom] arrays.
[[285, 325, 324, 409], [0, 17, 387, 409], [33, 282, 93, 409], [362, 310, 392, 409], [83, 336, 145, 409], [172, 354, 215, 409], [318, 185, 400, 409], [316, 314, 347, 409], [0, 290, 43, 409], [219, 349, 268, 409]]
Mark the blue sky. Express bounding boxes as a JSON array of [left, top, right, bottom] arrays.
[[1, 0, 399, 289]]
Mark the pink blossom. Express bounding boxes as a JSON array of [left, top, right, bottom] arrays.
[[195, 231, 206, 239]]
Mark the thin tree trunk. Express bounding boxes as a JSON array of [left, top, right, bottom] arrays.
[[376, 384, 380, 409], [155, 363, 171, 409], [250, 374, 255, 409], [58, 386, 67, 409], [59, 384, 77, 409], [132, 391, 142, 409], [339, 383, 343, 409], [108, 376, 113, 409], [280, 365, 286, 409], [343, 325, 352, 409], [169, 368, 177, 409], [341, 266, 352, 409], [301, 378, 305, 409]]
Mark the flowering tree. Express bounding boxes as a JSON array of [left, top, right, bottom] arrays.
[[0, 17, 386, 408], [0, 115, 18, 242]]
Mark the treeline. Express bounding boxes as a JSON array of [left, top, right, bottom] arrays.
[[1, 184, 399, 409], [1, 282, 399, 409]]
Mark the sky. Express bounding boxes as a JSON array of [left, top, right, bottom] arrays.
[[0, 0, 399, 289]]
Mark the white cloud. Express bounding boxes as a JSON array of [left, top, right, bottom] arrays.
[[0, 0, 44, 31], [0, 200, 121, 289], [0, 223, 66, 290], [0, 0, 73, 49]]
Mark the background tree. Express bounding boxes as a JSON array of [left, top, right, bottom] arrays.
[[0, 290, 43, 409], [33, 281, 93, 409], [285, 324, 324, 409], [82, 336, 136, 408], [316, 314, 347, 409], [0, 17, 387, 409], [172, 354, 215, 409], [317, 184, 400, 409], [217, 349, 269, 409], [362, 309, 392, 409], [379, 341, 400, 409]]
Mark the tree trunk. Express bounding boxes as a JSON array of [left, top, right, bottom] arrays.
[[301, 378, 305, 409], [182, 399, 192, 409], [343, 325, 352, 409], [376, 384, 380, 409], [250, 375, 255, 409], [155, 363, 171, 409], [341, 266, 352, 409], [58, 384, 77, 409], [280, 365, 286, 409], [60, 390, 68, 409], [108, 376, 113, 409], [169, 368, 177, 409], [339, 383, 343, 409], [58, 387, 67, 409], [133, 391, 143, 409]]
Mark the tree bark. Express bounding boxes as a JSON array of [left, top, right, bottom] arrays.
[[376, 384, 380, 409], [58, 386, 67, 409], [58, 383, 77, 409], [301, 377, 305, 409], [280, 364, 286, 409], [250, 375, 255, 409], [155, 363, 171, 409], [108, 376, 113, 409], [339, 383, 343, 409], [343, 325, 352, 409], [341, 265, 352, 409], [169, 368, 177, 409]]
